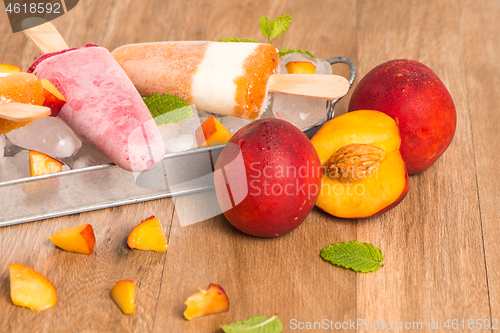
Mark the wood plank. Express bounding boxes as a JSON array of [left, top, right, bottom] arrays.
[[0, 199, 175, 333], [462, 0, 500, 323], [354, 0, 491, 331]]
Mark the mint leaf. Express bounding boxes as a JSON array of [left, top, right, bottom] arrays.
[[320, 241, 384, 273], [142, 94, 193, 125], [278, 48, 315, 58], [259, 16, 275, 43], [221, 315, 283, 333], [218, 37, 259, 43], [259, 15, 292, 43], [271, 14, 292, 41]]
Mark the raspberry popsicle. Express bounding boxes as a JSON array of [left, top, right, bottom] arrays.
[[112, 42, 279, 120], [28, 44, 165, 172]]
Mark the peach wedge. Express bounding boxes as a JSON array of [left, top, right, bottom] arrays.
[[110, 280, 135, 314], [29, 150, 64, 177], [40, 79, 66, 117], [127, 216, 168, 252], [195, 115, 233, 148], [9, 263, 57, 312], [0, 63, 22, 74], [285, 61, 316, 74], [48, 224, 96, 255], [183, 284, 229, 321]]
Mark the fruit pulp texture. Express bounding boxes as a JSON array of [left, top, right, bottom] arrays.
[[195, 115, 233, 147], [110, 280, 135, 314], [184, 284, 229, 320], [233, 44, 279, 119], [128, 217, 169, 252], [9, 263, 57, 312], [311, 110, 408, 218], [49, 224, 95, 254], [29, 150, 63, 176], [0, 73, 45, 134]]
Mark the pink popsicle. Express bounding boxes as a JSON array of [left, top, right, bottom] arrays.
[[28, 44, 165, 172]]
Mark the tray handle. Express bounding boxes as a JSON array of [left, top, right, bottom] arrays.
[[302, 56, 357, 138]]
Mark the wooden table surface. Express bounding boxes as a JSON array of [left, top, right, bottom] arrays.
[[1, 0, 499, 332]]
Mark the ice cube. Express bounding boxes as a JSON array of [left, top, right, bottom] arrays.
[[219, 116, 252, 134], [0, 150, 30, 182], [0, 134, 5, 159], [272, 93, 327, 130], [63, 142, 111, 170], [279, 53, 332, 75], [159, 107, 202, 154], [6, 117, 82, 158]]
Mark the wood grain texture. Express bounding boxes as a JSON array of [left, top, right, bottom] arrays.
[[0, 0, 497, 332]]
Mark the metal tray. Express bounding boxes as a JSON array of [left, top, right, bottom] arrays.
[[0, 57, 356, 227]]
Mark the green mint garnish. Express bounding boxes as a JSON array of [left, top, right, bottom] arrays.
[[259, 14, 292, 44], [320, 241, 384, 273], [278, 48, 315, 58], [218, 37, 259, 43], [221, 315, 283, 333], [142, 94, 193, 125]]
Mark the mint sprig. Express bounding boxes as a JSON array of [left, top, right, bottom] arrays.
[[218, 37, 258, 43], [221, 315, 283, 333], [278, 48, 315, 58], [142, 94, 193, 125], [320, 241, 384, 273], [259, 14, 292, 44]]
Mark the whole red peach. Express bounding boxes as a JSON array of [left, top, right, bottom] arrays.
[[214, 119, 321, 237], [348, 59, 456, 174]]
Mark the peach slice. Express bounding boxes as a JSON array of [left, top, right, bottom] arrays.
[[285, 61, 316, 74], [183, 284, 229, 321], [29, 150, 64, 177], [0, 63, 22, 74], [40, 79, 66, 117], [195, 115, 233, 147], [9, 263, 57, 312], [110, 280, 135, 314], [48, 224, 96, 255], [127, 216, 169, 253], [311, 110, 409, 218]]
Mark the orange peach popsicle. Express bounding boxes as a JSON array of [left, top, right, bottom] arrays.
[[112, 42, 279, 120], [28, 44, 165, 172], [0, 73, 45, 134]]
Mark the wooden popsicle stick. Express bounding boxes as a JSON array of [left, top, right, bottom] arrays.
[[268, 74, 350, 100], [0, 103, 51, 122], [23, 21, 69, 53]]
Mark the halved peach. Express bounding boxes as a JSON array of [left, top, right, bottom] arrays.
[[285, 61, 316, 74], [48, 224, 96, 255], [127, 216, 169, 253], [311, 110, 409, 218], [183, 284, 229, 321], [40, 79, 66, 117], [9, 263, 57, 312], [195, 115, 233, 147], [110, 280, 135, 314], [0, 63, 22, 74], [29, 150, 64, 177]]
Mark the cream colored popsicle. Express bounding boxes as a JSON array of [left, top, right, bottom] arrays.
[[112, 42, 279, 120]]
